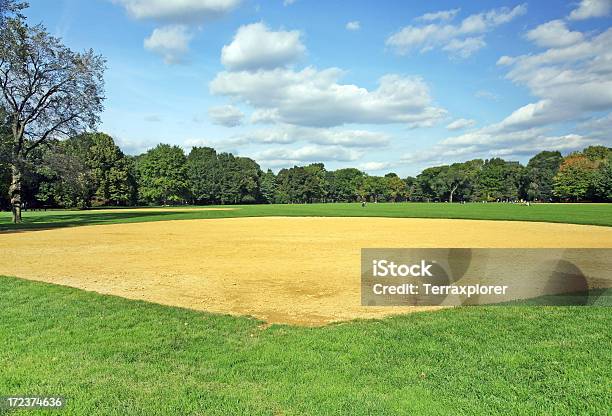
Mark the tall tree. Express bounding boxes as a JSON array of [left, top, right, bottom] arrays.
[[34, 133, 132, 208], [525, 151, 563, 201], [0, 106, 11, 209], [260, 169, 276, 204], [136, 144, 187, 205], [384, 173, 408, 202], [0, 1, 105, 221], [186, 146, 219, 204], [553, 154, 598, 201]]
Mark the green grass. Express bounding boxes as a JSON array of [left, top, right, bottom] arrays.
[[1, 276, 610, 415], [1, 202, 612, 232]]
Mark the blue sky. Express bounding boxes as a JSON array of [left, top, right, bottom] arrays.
[[25, 0, 612, 176]]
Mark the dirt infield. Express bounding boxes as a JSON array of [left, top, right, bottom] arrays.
[[1, 217, 611, 325]]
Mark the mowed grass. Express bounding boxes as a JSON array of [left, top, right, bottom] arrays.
[[1, 277, 610, 415], [1, 202, 612, 231]]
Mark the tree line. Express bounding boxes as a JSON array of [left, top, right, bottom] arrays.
[[1, 130, 611, 210]]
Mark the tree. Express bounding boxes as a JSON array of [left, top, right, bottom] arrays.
[[525, 151, 563, 201], [593, 156, 612, 201], [86, 133, 133, 205], [0, 106, 11, 209], [384, 173, 408, 202], [234, 156, 261, 203], [36, 140, 95, 208], [0, 2, 105, 221], [303, 163, 327, 203], [260, 169, 276, 203], [33, 133, 132, 208], [136, 144, 187, 205], [360, 175, 386, 202], [553, 154, 598, 201], [475, 159, 523, 201], [186, 146, 219, 204], [327, 168, 364, 202]]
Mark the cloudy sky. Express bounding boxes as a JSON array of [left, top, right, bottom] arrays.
[[26, 0, 612, 175]]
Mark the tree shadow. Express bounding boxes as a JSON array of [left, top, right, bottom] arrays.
[[0, 210, 208, 233]]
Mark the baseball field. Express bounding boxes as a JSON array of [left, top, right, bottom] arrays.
[[1, 203, 611, 414]]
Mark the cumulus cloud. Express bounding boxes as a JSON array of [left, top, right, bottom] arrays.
[[208, 105, 244, 127], [346, 21, 361, 31], [237, 125, 390, 147], [113, 0, 241, 23], [404, 21, 612, 165], [255, 145, 362, 165], [403, 127, 593, 165], [144, 25, 192, 64], [442, 36, 486, 58], [416, 9, 460, 22], [446, 118, 476, 130], [387, 4, 526, 58], [210, 68, 446, 127], [568, 0, 611, 20], [359, 161, 395, 171], [221, 22, 305, 71], [497, 27, 612, 131], [114, 0, 241, 63], [525, 20, 584, 48], [576, 112, 612, 140]]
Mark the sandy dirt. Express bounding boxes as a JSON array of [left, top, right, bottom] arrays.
[[1, 217, 611, 325]]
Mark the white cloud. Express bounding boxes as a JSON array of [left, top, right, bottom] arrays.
[[255, 145, 363, 164], [497, 27, 612, 131], [569, 0, 612, 20], [221, 22, 305, 71], [114, 136, 157, 155], [283, 0, 296, 6], [143, 25, 192, 64], [403, 127, 593, 165], [208, 105, 244, 127], [446, 118, 476, 130], [359, 161, 395, 171], [416, 9, 460, 22], [525, 20, 584, 48], [238, 125, 390, 147], [386, 4, 526, 58], [346, 21, 361, 31], [210, 68, 446, 127], [442, 36, 486, 58], [113, 0, 241, 23], [405, 22, 612, 165], [577, 112, 612, 140]]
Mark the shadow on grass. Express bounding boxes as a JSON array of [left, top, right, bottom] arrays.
[[0, 210, 207, 233]]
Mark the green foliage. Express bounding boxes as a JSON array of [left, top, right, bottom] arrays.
[[186, 147, 219, 204], [259, 169, 276, 203], [551, 148, 612, 202], [326, 168, 364, 202], [525, 151, 563, 201], [593, 157, 612, 201], [475, 158, 524, 201], [136, 144, 188, 205], [35, 133, 134, 208]]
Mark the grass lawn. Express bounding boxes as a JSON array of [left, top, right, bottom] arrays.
[[0, 276, 610, 415], [1, 202, 612, 231]]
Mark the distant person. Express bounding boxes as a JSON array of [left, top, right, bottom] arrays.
[[361, 201, 366, 208]]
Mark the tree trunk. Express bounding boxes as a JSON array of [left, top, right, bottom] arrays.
[[9, 162, 22, 223]]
